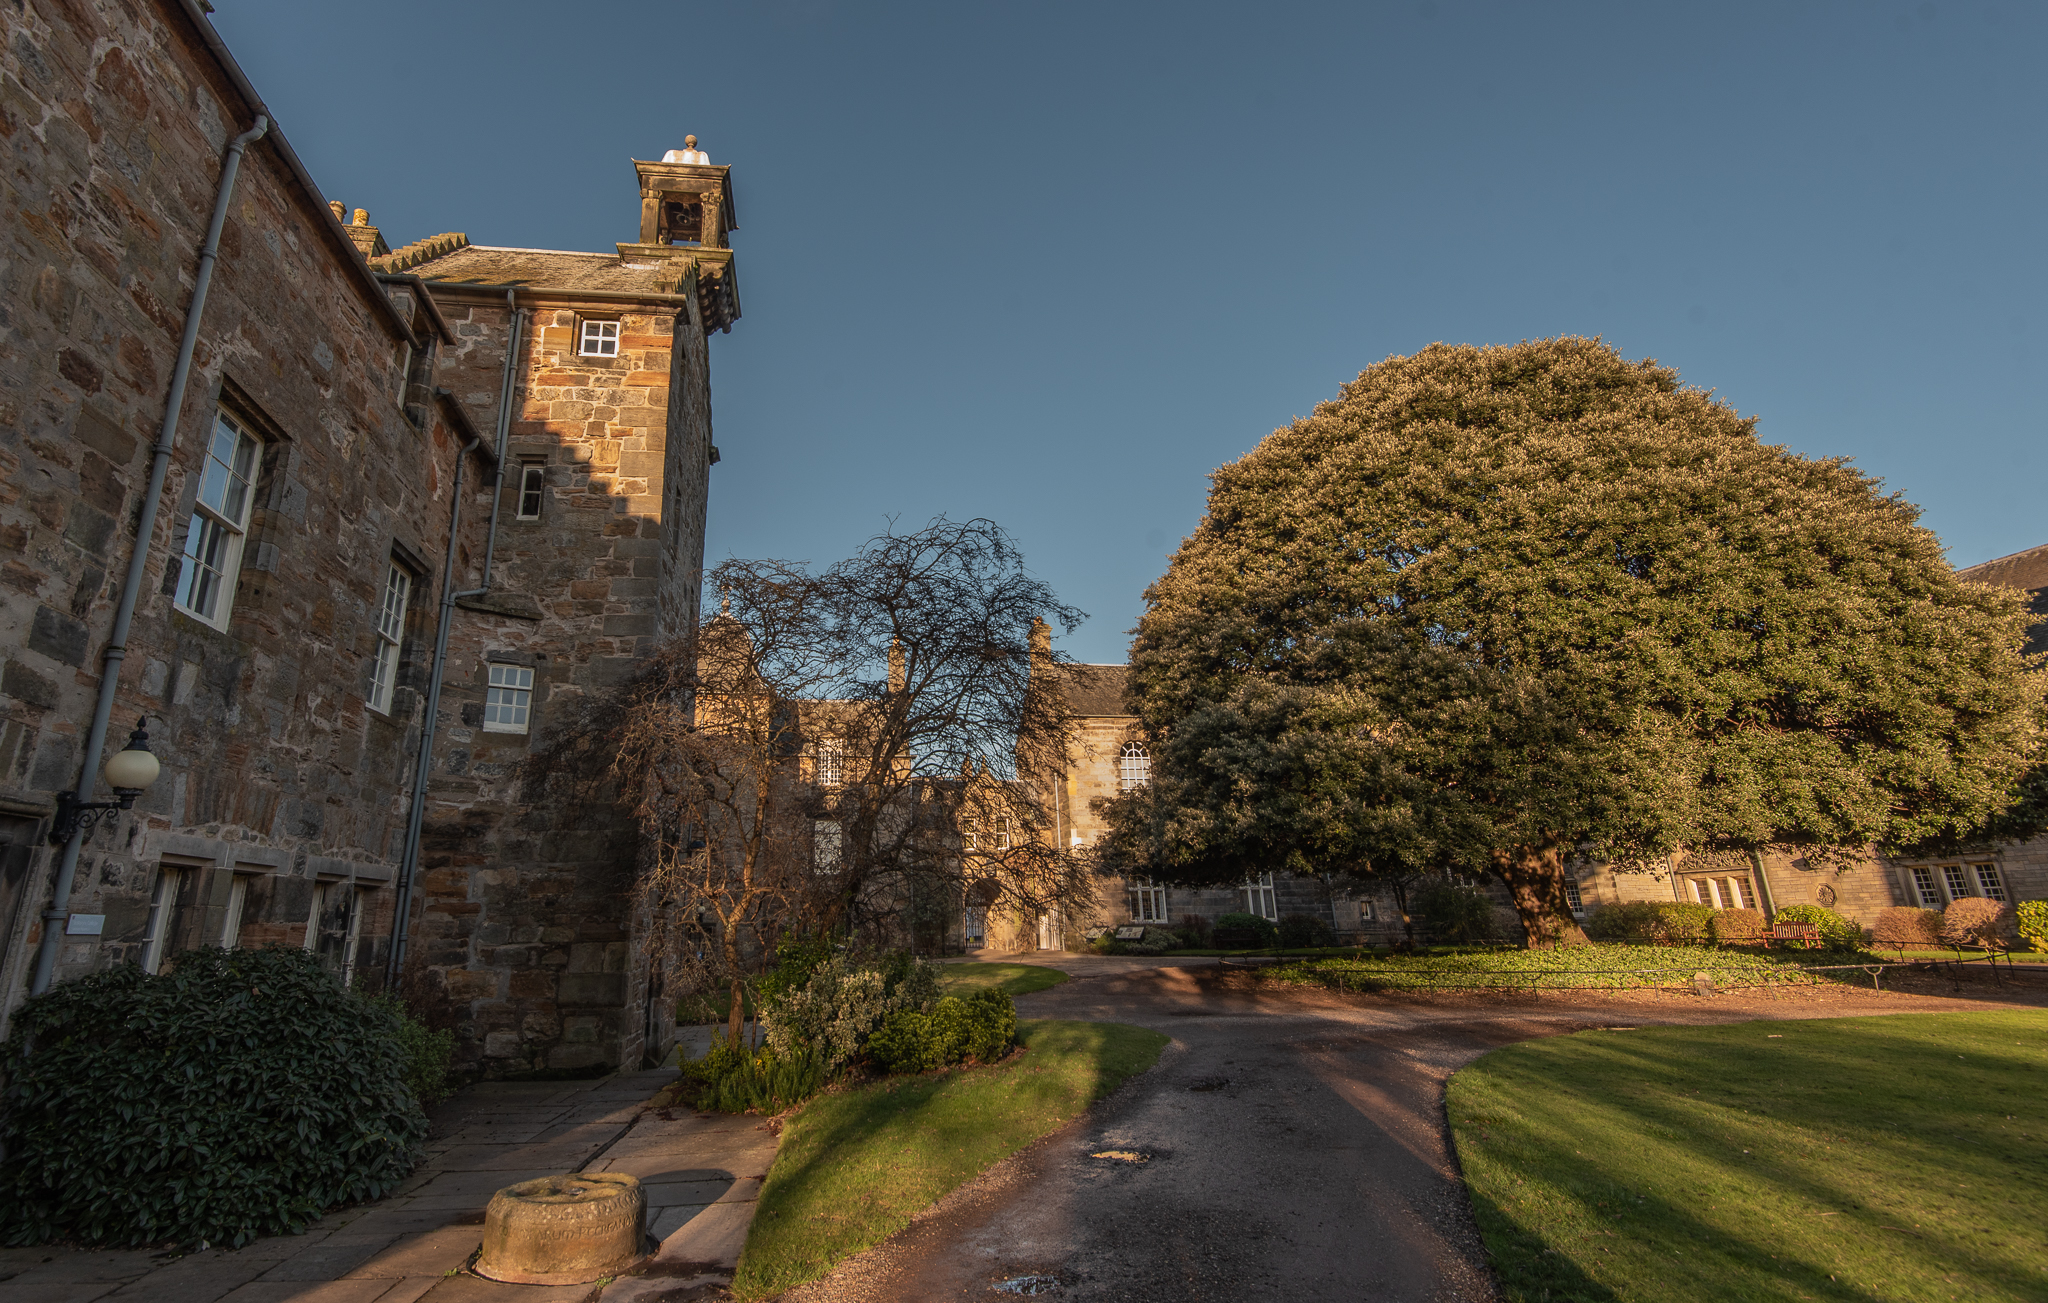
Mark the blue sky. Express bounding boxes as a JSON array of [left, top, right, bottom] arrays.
[[212, 1, 2046, 664]]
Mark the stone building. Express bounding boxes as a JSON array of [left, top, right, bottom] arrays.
[[0, 0, 741, 1073]]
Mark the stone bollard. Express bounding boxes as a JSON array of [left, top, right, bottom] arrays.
[[474, 1172, 647, 1285]]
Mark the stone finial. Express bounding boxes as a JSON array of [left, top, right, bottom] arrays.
[[328, 200, 345, 222], [661, 136, 710, 165], [352, 208, 370, 227]]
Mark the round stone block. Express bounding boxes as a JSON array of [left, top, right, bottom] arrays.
[[475, 1171, 647, 1285]]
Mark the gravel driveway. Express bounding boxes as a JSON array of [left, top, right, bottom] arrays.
[[784, 957, 2042, 1303]]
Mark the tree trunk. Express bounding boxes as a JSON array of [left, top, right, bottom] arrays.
[[1491, 840, 1588, 949], [726, 973, 745, 1049]]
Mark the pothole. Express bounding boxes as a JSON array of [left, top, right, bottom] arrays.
[[992, 1274, 1062, 1294], [1089, 1149, 1150, 1163]]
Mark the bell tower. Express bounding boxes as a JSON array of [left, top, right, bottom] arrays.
[[619, 137, 740, 332]]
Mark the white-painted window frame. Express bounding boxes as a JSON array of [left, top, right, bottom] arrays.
[[484, 663, 535, 733], [220, 873, 249, 948], [174, 410, 262, 629], [1119, 742, 1150, 792], [368, 561, 411, 715], [516, 462, 546, 520], [1128, 877, 1168, 924], [1243, 872, 1277, 922], [1972, 863, 2006, 902], [141, 867, 184, 974], [578, 318, 621, 357]]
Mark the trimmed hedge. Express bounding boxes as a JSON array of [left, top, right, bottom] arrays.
[[1870, 906, 1944, 954], [1771, 904, 1864, 950], [0, 946, 426, 1248], [1941, 898, 2018, 950], [1214, 912, 1279, 948], [867, 989, 1018, 1073], [1709, 907, 1767, 944], [2019, 900, 2048, 953]]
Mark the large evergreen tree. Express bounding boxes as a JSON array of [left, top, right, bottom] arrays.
[[1102, 338, 2044, 943]]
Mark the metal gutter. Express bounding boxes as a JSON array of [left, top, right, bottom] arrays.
[[28, 114, 271, 996], [384, 390, 485, 989], [170, 0, 415, 348]]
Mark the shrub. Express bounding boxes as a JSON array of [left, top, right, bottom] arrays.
[[1277, 914, 1336, 949], [1870, 906, 1944, 956], [681, 1042, 827, 1114], [866, 989, 1018, 1074], [1213, 911, 1279, 948], [2019, 900, 2048, 953], [1585, 901, 1667, 944], [1942, 897, 2018, 951], [1655, 902, 1718, 945], [1709, 907, 1767, 945], [360, 993, 457, 1108], [1409, 880, 1502, 944], [757, 948, 940, 1072], [0, 946, 425, 1248], [1173, 913, 1211, 949], [1771, 904, 1864, 950]]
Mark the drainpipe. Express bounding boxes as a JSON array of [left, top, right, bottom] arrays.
[[384, 296, 522, 987], [29, 116, 269, 998], [385, 398, 481, 988]]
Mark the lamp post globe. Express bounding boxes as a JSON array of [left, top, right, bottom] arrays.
[[102, 718, 160, 795]]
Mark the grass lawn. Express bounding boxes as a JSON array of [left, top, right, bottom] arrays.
[[1447, 1010, 2048, 1303], [935, 962, 1072, 997], [1269, 944, 1854, 993], [732, 1018, 1168, 1299]]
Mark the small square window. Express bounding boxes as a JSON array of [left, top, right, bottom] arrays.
[[579, 319, 620, 357], [484, 663, 534, 733], [516, 463, 546, 520]]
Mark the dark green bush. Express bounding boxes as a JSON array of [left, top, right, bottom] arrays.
[[0, 946, 426, 1248], [1587, 901, 1719, 944], [1173, 914, 1211, 949], [867, 989, 1017, 1073], [1410, 880, 1501, 944], [1772, 904, 1865, 950], [361, 993, 456, 1107], [681, 1042, 827, 1114], [1213, 911, 1279, 948], [1277, 914, 1336, 948]]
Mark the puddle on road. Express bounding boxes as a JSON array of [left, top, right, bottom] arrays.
[[992, 1273, 1062, 1294], [1089, 1149, 1149, 1163]]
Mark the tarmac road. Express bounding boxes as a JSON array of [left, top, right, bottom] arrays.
[[784, 957, 2040, 1303]]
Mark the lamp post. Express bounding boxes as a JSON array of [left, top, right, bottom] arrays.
[[48, 718, 162, 847]]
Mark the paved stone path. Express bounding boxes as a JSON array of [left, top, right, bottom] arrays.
[[0, 1066, 778, 1303]]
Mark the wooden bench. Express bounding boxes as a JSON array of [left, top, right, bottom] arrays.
[[1770, 922, 1822, 950]]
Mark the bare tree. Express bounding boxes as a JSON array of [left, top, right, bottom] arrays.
[[530, 518, 1094, 1046]]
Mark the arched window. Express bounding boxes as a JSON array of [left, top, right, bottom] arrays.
[[1119, 742, 1151, 792]]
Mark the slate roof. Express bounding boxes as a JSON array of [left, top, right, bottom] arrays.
[[1061, 663, 1132, 717], [1959, 542, 2048, 594], [397, 245, 683, 294]]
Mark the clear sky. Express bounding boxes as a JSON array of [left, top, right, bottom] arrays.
[[210, 1, 2046, 664]]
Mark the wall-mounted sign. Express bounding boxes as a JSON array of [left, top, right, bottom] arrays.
[[65, 914, 106, 936]]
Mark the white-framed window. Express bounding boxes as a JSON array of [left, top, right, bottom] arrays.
[[1357, 898, 1377, 922], [340, 889, 366, 986], [1941, 865, 1972, 901], [961, 814, 980, 852], [1243, 872, 1277, 922], [1910, 865, 1942, 907], [1119, 742, 1150, 792], [305, 882, 365, 984], [1685, 875, 1753, 910], [516, 463, 546, 520], [997, 815, 1014, 851], [1973, 863, 2006, 902], [578, 318, 620, 357], [368, 562, 411, 714], [813, 820, 841, 873], [484, 663, 534, 733], [141, 867, 184, 974], [817, 737, 845, 787], [1128, 877, 1167, 924], [220, 873, 249, 948], [175, 410, 262, 628], [1562, 879, 1584, 913]]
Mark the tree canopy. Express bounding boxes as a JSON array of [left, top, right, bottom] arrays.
[[1101, 338, 2044, 942]]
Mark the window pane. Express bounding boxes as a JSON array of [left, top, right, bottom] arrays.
[[378, 567, 411, 641], [1910, 866, 1941, 907], [1941, 865, 1971, 900], [1973, 864, 2006, 902], [179, 515, 232, 618]]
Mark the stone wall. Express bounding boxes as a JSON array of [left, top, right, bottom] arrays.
[[0, 0, 473, 1018]]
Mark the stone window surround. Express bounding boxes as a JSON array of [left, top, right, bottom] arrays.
[[578, 316, 622, 358], [1896, 857, 2007, 907]]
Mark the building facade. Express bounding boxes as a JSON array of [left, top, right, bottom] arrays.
[[0, 0, 739, 1073]]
